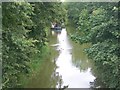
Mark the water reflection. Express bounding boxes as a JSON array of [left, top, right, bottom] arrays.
[[25, 28, 96, 88], [52, 29, 96, 88], [71, 42, 93, 72], [25, 57, 62, 88], [25, 33, 62, 88]]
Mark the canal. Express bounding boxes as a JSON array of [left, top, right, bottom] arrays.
[[25, 27, 96, 88]]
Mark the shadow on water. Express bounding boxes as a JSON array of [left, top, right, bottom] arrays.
[[25, 28, 99, 88]]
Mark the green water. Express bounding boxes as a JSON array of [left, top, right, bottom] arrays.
[[25, 26, 97, 88]]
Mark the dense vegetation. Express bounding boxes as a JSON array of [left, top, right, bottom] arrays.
[[67, 2, 120, 89], [2, 1, 66, 88], [2, 1, 120, 89]]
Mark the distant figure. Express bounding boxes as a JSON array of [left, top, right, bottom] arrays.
[[55, 23, 58, 27], [52, 24, 55, 28], [51, 22, 57, 29]]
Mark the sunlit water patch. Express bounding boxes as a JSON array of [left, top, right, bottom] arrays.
[[52, 29, 96, 88]]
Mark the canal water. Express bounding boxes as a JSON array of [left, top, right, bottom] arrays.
[[25, 28, 96, 88]]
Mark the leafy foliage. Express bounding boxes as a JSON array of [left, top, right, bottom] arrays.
[[67, 2, 120, 89], [2, 2, 66, 88]]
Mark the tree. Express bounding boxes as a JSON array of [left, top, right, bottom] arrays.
[[2, 1, 66, 88], [67, 2, 120, 89]]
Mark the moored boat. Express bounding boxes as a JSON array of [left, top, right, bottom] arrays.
[[51, 22, 62, 32]]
